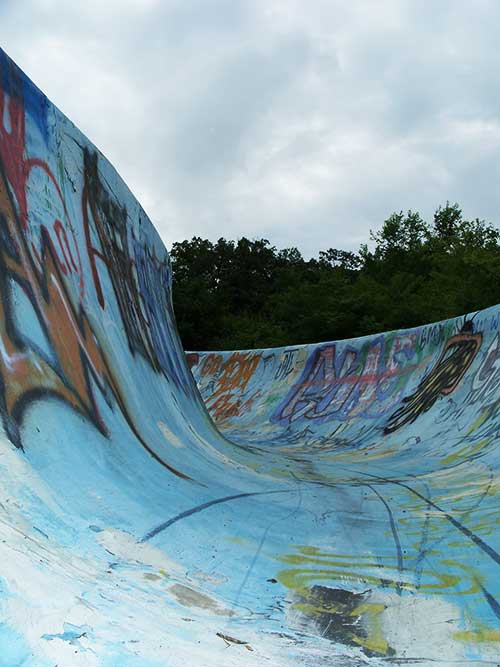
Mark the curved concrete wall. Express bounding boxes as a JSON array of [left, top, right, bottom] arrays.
[[189, 314, 500, 662], [0, 48, 498, 665]]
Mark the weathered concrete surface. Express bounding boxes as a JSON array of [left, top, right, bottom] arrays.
[[0, 48, 498, 665]]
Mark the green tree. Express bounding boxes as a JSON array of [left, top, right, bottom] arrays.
[[170, 204, 500, 350]]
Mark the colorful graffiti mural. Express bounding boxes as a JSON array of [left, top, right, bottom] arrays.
[[0, 47, 498, 666], [190, 316, 500, 662]]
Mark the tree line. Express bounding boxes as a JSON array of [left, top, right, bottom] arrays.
[[170, 203, 500, 350]]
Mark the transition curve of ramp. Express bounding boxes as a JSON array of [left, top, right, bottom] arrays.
[[0, 48, 498, 666]]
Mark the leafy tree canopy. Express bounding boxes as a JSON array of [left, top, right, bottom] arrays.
[[170, 203, 500, 350]]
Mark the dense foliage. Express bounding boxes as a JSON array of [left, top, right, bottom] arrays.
[[170, 203, 500, 350]]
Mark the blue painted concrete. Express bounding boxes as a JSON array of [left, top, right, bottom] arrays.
[[0, 47, 498, 665]]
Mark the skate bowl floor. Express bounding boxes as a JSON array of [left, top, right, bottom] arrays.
[[0, 48, 498, 666]]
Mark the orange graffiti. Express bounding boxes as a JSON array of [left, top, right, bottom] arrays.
[[0, 155, 190, 481], [201, 352, 261, 425]]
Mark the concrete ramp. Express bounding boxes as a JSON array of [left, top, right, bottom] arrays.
[[0, 48, 498, 665]]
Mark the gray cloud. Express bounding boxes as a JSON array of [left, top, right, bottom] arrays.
[[2, 0, 500, 257]]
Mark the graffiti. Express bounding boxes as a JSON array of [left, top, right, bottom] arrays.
[[288, 585, 394, 657], [274, 348, 298, 381], [186, 352, 200, 370], [384, 322, 482, 434], [199, 352, 261, 424], [2, 47, 500, 666], [417, 321, 448, 349], [132, 237, 191, 392], [0, 58, 84, 296], [0, 57, 190, 480], [82, 149, 190, 393], [469, 333, 500, 406], [272, 335, 418, 426]]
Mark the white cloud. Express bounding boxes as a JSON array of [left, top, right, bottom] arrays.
[[2, 0, 500, 257]]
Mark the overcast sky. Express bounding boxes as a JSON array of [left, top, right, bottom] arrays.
[[2, 1, 500, 257]]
